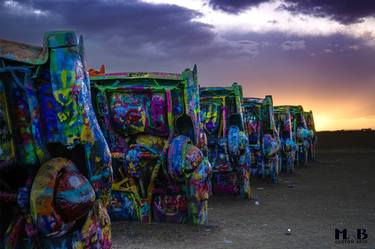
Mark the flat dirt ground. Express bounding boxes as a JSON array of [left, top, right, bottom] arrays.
[[112, 133, 375, 249]]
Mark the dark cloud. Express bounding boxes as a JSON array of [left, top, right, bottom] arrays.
[[0, 0, 263, 71], [208, 0, 268, 14], [208, 0, 375, 24], [282, 0, 375, 24], [1, 0, 375, 128]]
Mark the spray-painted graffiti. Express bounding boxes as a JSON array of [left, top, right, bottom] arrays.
[[277, 105, 313, 166], [304, 111, 317, 161], [200, 83, 251, 199], [274, 106, 297, 173], [0, 31, 112, 249], [243, 96, 281, 183], [90, 65, 211, 224]]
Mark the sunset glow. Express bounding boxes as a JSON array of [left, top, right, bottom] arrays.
[[1, 0, 374, 131]]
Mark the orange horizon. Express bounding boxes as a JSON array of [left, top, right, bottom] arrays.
[[238, 86, 375, 132]]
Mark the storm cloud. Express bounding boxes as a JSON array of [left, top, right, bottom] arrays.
[[208, 0, 375, 24], [0, 0, 264, 71], [208, 0, 269, 14], [1, 0, 375, 130], [282, 0, 375, 24]]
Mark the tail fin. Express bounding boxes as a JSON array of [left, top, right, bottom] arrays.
[[89, 64, 106, 76], [99, 64, 105, 74]]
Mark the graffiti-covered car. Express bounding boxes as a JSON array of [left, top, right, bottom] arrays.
[[280, 105, 312, 166], [90, 65, 211, 224], [243, 96, 280, 183], [0, 32, 112, 249], [199, 83, 251, 199], [304, 111, 317, 161], [274, 106, 297, 173]]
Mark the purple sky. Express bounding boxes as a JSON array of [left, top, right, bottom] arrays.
[[1, 0, 375, 130]]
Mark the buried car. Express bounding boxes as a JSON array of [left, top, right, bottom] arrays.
[[274, 106, 297, 173], [199, 83, 251, 199], [279, 105, 313, 166], [304, 111, 317, 161], [90, 65, 211, 224], [243, 96, 281, 183], [0, 32, 112, 249]]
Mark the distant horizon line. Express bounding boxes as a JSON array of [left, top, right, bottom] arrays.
[[317, 128, 374, 132]]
